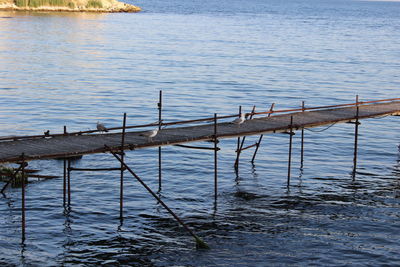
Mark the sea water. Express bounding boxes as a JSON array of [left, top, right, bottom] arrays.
[[0, 0, 399, 265]]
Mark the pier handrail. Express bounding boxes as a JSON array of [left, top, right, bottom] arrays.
[[0, 97, 399, 142]]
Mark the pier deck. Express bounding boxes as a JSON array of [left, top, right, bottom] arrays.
[[1, 101, 399, 164]]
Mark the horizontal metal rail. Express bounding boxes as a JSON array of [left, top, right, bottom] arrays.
[[236, 143, 258, 152], [174, 144, 219, 151], [69, 167, 125, 172]]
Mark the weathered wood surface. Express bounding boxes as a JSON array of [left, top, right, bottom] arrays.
[[0, 101, 399, 163]]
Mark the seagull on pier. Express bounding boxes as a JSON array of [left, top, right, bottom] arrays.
[[97, 121, 108, 133], [140, 127, 159, 142], [231, 113, 246, 127], [139, 120, 164, 141]]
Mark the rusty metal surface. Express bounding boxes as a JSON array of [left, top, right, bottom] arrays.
[[0, 101, 399, 163]]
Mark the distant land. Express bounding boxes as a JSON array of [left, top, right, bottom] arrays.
[[0, 0, 140, 12]]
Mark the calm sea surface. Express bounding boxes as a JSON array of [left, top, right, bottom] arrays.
[[0, 0, 399, 266]]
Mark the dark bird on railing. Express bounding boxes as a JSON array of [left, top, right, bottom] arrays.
[[97, 122, 108, 133]]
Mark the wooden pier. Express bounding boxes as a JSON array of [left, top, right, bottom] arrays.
[[1, 99, 399, 164], [1, 96, 399, 248]]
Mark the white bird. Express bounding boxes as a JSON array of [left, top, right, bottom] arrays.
[[97, 121, 108, 133], [232, 113, 246, 126], [140, 127, 159, 141]]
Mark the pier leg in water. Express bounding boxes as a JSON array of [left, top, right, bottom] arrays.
[[120, 113, 127, 221], [158, 90, 163, 191], [235, 137, 240, 173], [63, 126, 67, 207], [287, 116, 294, 187], [67, 159, 71, 208], [105, 145, 209, 249], [63, 159, 66, 207], [251, 134, 263, 164], [234, 106, 242, 172], [214, 113, 218, 204], [352, 96, 360, 179], [21, 153, 26, 243], [300, 101, 305, 169]]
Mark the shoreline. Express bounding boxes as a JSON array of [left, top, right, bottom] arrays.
[[0, 2, 141, 13]]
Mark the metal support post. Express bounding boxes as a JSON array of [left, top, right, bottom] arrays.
[[63, 126, 67, 207], [63, 159, 66, 207], [158, 90, 162, 191], [120, 113, 127, 220], [214, 113, 218, 202], [287, 116, 294, 187], [21, 153, 26, 243], [352, 95, 359, 179], [67, 159, 71, 207], [234, 106, 242, 171], [300, 101, 305, 169]]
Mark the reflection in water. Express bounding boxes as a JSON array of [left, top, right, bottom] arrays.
[[296, 168, 304, 194], [0, 11, 105, 19], [20, 243, 26, 266]]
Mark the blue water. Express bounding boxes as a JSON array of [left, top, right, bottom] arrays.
[[0, 0, 400, 266]]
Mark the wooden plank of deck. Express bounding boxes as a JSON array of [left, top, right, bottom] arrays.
[[0, 101, 399, 163]]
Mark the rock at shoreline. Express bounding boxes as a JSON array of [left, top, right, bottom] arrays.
[[0, 0, 141, 12]]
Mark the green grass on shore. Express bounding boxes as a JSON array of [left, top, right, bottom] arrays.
[[86, 0, 102, 8], [14, 0, 69, 7], [13, 0, 105, 8]]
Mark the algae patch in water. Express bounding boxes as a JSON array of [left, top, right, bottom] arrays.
[[0, 165, 27, 188]]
